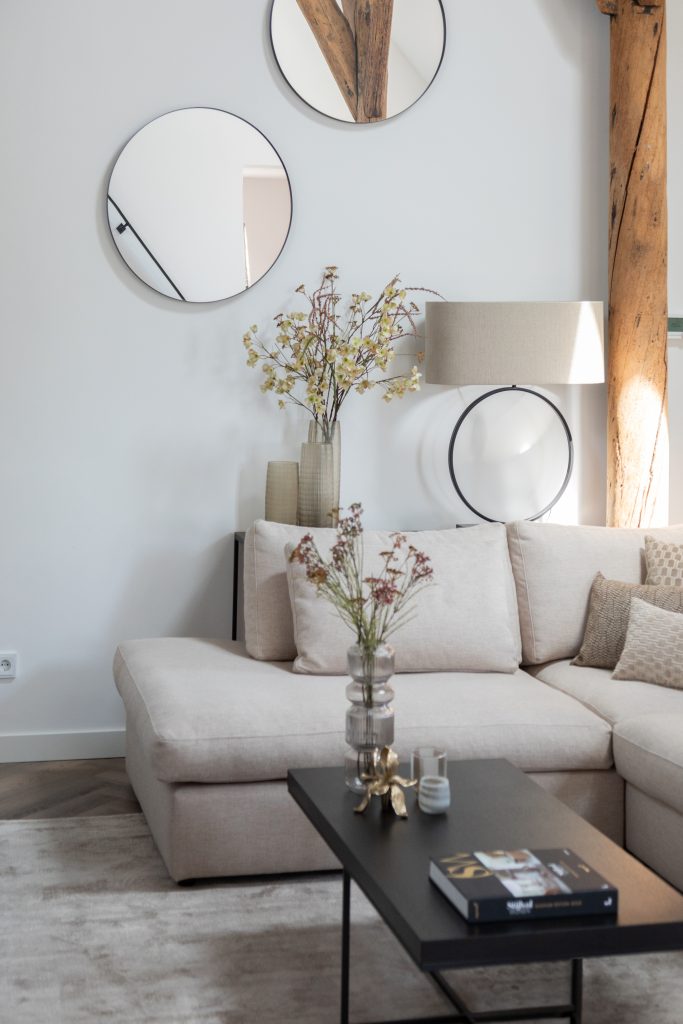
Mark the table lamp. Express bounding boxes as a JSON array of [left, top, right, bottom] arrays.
[[424, 301, 605, 522]]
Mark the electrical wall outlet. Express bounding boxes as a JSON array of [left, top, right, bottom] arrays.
[[0, 652, 17, 680]]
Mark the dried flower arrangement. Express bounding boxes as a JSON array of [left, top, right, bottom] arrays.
[[243, 266, 437, 441], [289, 503, 434, 666]]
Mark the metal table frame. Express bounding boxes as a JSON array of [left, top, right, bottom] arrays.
[[341, 870, 583, 1024]]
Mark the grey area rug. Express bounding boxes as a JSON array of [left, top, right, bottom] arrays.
[[1, 814, 682, 1024]]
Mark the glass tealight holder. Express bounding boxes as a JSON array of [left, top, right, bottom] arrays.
[[410, 746, 447, 793]]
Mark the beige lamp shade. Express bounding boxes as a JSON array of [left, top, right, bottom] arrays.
[[425, 301, 605, 385]]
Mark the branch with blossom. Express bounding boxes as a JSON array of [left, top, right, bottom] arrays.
[[243, 267, 440, 441], [289, 504, 434, 670]]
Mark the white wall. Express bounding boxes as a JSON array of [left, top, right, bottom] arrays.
[[0, 0, 662, 759]]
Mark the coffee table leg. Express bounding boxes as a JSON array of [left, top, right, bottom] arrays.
[[340, 874, 583, 1024], [571, 959, 583, 1024], [341, 870, 351, 1024]]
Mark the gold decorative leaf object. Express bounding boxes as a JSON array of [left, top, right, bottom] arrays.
[[353, 746, 416, 817]]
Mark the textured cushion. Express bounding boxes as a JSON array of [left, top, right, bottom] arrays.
[[645, 536, 683, 587], [612, 599, 683, 689], [506, 521, 683, 665], [572, 573, 683, 669], [531, 659, 683, 726], [113, 638, 612, 783], [286, 524, 521, 674], [614, 714, 683, 816], [244, 521, 334, 661]]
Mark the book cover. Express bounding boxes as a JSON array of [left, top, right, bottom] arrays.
[[430, 848, 618, 923]]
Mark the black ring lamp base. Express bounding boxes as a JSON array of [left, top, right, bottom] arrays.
[[447, 385, 574, 524]]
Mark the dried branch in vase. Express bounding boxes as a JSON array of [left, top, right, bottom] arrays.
[[243, 266, 440, 441], [289, 502, 434, 669]]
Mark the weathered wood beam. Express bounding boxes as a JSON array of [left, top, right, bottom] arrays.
[[599, 0, 668, 527], [354, 0, 394, 123], [296, 0, 358, 118], [341, 0, 357, 35]]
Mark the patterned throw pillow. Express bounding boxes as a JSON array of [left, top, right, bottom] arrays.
[[612, 597, 683, 688], [572, 572, 683, 669], [645, 536, 683, 587]]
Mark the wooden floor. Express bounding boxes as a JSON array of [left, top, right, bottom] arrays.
[[0, 758, 140, 819]]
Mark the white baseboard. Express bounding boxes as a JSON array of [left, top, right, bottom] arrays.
[[0, 730, 126, 763]]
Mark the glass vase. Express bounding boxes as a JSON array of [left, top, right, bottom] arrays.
[[344, 643, 395, 793], [297, 421, 341, 528]]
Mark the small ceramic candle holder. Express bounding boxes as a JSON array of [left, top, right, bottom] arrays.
[[417, 775, 451, 814]]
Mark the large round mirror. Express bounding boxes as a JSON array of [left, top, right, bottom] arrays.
[[270, 0, 445, 124], [107, 108, 292, 303]]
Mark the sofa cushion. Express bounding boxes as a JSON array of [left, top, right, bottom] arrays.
[[614, 714, 683, 816], [286, 523, 521, 675], [644, 536, 683, 587], [113, 638, 612, 784], [572, 573, 683, 669], [506, 521, 683, 665], [531, 659, 683, 725], [612, 599, 683, 689], [243, 520, 299, 661]]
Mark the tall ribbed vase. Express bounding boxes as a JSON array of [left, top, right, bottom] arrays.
[[297, 421, 341, 528]]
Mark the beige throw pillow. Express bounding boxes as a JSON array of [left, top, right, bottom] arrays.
[[612, 598, 683, 688], [285, 524, 522, 675], [572, 573, 683, 670], [645, 536, 683, 587]]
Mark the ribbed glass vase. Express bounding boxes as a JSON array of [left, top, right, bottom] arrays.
[[297, 421, 341, 528], [344, 643, 395, 793]]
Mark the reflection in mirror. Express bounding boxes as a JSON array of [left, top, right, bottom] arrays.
[[271, 0, 445, 123], [107, 108, 292, 302]]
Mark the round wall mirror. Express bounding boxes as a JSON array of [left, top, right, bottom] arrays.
[[107, 108, 292, 303], [270, 0, 445, 124]]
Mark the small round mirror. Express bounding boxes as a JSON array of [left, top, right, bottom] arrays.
[[107, 108, 292, 302], [270, 0, 445, 123]]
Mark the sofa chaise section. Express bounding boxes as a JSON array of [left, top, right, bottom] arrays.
[[114, 636, 619, 881]]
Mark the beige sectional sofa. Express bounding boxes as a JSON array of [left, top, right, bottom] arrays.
[[113, 520, 683, 889]]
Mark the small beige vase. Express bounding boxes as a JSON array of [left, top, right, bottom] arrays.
[[264, 461, 299, 524]]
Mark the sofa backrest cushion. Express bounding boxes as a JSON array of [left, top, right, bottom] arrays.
[[244, 520, 522, 672], [286, 523, 522, 674], [507, 521, 683, 665], [244, 520, 302, 661]]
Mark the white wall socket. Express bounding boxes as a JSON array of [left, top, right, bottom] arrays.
[[0, 652, 17, 680]]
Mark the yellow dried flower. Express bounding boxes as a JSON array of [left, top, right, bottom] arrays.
[[242, 268, 434, 421]]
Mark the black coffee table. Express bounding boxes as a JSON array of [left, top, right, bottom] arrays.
[[287, 759, 683, 1024]]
